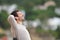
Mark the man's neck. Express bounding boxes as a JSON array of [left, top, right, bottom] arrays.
[[17, 20, 23, 24]]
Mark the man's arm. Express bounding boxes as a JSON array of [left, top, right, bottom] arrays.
[[7, 15, 17, 38], [7, 15, 17, 27]]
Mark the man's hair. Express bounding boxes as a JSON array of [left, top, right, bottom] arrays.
[[11, 10, 19, 17]]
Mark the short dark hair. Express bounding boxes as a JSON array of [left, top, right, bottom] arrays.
[[11, 10, 19, 17]]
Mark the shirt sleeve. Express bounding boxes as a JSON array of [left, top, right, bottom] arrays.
[[7, 15, 17, 38], [11, 26, 16, 38], [7, 15, 17, 27]]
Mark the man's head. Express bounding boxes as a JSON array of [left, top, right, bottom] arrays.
[[11, 10, 19, 17], [11, 10, 24, 21]]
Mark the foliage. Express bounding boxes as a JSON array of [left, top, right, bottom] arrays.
[[0, 0, 58, 20], [36, 26, 60, 39], [36, 27, 57, 38], [55, 26, 60, 39], [53, 0, 60, 7], [26, 6, 57, 20], [0, 33, 6, 38], [0, 10, 10, 29], [36, 26, 46, 33]]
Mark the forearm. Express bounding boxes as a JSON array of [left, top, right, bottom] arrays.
[[8, 15, 17, 27], [11, 26, 16, 38]]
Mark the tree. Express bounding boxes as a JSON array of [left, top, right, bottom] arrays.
[[56, 26, 60, 39], [53, 0, 60, 7], [0, 10, 10, 29], [26, 6, 56, 20]]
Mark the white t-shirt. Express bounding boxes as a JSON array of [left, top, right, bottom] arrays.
[[8, 15, 31, 40]]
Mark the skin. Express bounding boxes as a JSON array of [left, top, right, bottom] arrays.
[[15, 11, 24, 24]]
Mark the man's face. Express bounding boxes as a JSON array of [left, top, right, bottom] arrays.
[[17, 11, 24, 20]]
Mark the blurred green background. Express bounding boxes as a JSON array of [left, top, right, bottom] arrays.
[[0, 0, 60, 40]]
